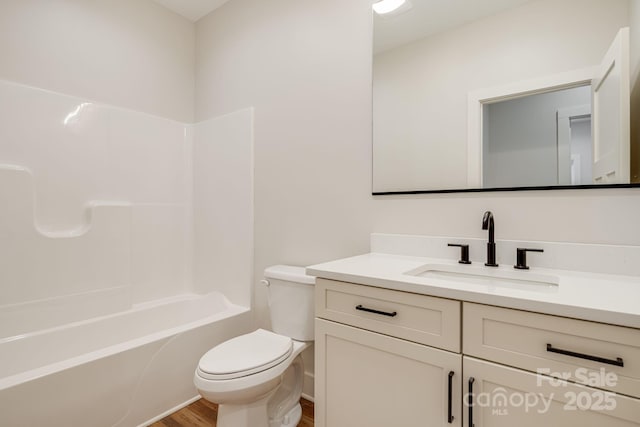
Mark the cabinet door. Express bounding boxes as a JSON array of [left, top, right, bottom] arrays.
[[463, 356, 640, 427], [315, 318, 462, 427]]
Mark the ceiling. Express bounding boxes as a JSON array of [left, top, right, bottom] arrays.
[[374, 0, 537, 54], [151, 0, 231, 22], [153, 0, 538, 47]]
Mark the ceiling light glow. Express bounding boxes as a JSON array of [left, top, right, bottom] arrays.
[[372, 0, 406, 15]]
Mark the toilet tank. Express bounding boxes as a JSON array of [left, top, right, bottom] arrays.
[[264, 265, 316, 341]]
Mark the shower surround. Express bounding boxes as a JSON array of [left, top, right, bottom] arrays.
[[0, 79, 254, 426]]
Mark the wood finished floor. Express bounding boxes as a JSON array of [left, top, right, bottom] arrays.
[[151, 398, 314, 427]]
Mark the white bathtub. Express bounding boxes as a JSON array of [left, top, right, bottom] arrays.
[[0, 291, 252, 427]]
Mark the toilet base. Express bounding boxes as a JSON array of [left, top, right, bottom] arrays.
[[217, 393, 272, 427], [275, 402, 302, 427], [217, 398, 302, 427]]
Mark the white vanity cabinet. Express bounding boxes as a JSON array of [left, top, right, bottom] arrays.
[[462, 302, 640, 426], [314, 278, 640, 427], [463, 357, 640, 427], [315, 278, 462, 427]]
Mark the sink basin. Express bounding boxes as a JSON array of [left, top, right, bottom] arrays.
[[405, 263, 559, 290]]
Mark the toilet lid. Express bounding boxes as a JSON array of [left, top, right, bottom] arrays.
[[198, 329, 293, 380]]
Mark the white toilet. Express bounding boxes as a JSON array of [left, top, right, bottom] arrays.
[[194, 265, 315, 427]]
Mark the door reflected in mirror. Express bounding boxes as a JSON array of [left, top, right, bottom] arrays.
[[482, 85, 592, 188], [372, 0, 639, 194]]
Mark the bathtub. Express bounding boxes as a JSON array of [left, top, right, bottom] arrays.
[[0, 291, 252, 427]]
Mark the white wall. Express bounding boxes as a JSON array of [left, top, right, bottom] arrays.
[[373, 0, 630, 191], [196, 0, 374, 321], [196, 0, 640, 398], [0, 0, 195, 122]]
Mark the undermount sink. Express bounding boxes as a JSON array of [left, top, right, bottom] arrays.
[[405, 263, 559, 290]]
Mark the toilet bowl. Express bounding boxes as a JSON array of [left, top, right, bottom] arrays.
[[194, 265, 315, 427]]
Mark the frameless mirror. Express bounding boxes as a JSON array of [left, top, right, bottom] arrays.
[[372, 0, 640, 194]]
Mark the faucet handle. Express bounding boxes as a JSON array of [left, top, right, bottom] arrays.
[[514, 248, 544, 270], [448, 243, 471, 264]]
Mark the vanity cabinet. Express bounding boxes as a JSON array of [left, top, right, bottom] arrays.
[[315, 278, 462, 427], [463, 357, 640, 427], [462, 302, 640, 426], [314, 278, 640, 427]]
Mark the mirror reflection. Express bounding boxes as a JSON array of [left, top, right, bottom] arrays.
[[483, 85, 592, 188], [372, 0, 640, 193]]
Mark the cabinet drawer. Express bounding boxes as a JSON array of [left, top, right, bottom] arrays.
[[316, 278, 460, 352], [463, 302, 640, 398]]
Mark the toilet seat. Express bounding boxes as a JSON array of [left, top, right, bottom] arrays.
[[198, 329, 293, 380]]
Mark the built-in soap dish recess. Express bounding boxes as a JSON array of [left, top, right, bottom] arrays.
[[404, 263, 559, 289]]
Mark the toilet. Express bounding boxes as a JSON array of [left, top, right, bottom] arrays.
[[194, 265, 315, 427]]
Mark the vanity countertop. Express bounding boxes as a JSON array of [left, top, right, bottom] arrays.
[[307, 252, 640, 329]]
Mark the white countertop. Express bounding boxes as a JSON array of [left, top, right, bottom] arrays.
[[307, 252, 640, 329]]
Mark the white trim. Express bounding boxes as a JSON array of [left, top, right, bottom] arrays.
[[302, 370, 315, 402], [591, 27, 630, 184], [571, 154, 582, 185], [557, 104, 591, 185], [557, 104, 592, 120], [138, 394, 201, 427], [301, 392, 315, 403], [467, 67, 597, 187]]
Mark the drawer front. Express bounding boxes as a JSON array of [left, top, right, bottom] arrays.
[[464, 302, 640, 398], [315, 278, 460, 352]]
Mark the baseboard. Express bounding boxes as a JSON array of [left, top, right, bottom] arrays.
[[302, 370, 315, 402], [138, 394, 201, 427], [139, 371, 314, 425]]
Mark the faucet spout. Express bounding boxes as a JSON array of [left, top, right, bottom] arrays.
[[482, 211, 495, 243], [482, 211, 498, 267]]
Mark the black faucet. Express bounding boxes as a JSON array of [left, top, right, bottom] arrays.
[[482, 211, 498, 267]]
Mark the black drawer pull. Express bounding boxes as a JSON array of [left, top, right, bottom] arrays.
[[468, 377, 475, 427], [546, 344, 624, 367], [447, 371, 454, 423], [355, 305, 397, 317]]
